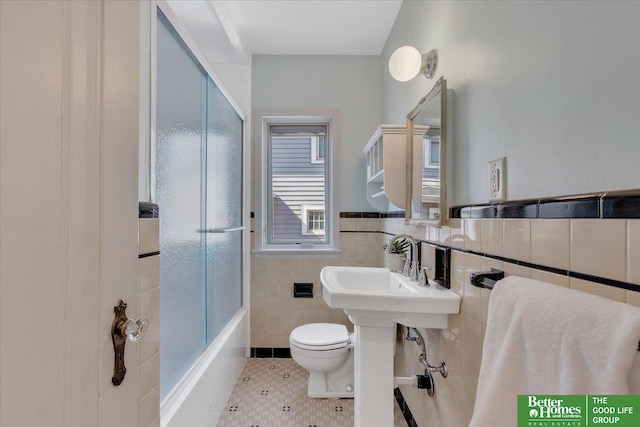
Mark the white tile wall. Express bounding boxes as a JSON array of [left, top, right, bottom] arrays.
[[139, 219, 160, 254], [249, 219, 384, 347], [531, 269, 570, 288], [571, 219, 627, 282], [139, 217, 160, 427], [503, 219, 531, 262], [139, 256, 160, 294], [628, 220, 640, 285], [464, 219, 482, 252], [248, 213, 640, 426], [531, 219, 570, 270], [386, 216, 640, 427], [481, 219, 503, 256]]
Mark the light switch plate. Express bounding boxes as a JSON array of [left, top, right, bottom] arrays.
[[488, 157, 506, 201]]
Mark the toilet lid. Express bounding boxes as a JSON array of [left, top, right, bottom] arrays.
[[290, 323, 349, 350]]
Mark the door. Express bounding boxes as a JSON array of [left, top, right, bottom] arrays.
[[155, 11, 244, 399], [1, 1, 142, 426]]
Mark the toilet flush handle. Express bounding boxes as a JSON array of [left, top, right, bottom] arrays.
[[111, 299, 149, 386]]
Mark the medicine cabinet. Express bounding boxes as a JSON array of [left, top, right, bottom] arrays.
[[406, 77, 450, 226]]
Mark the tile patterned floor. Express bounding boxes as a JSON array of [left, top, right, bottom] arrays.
[[216, 358, 408, 427]]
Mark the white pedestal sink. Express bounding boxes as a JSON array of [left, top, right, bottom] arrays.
[[320, 266, 461, 427]]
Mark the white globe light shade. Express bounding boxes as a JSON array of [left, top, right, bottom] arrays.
[[388, 46, 422, 82]]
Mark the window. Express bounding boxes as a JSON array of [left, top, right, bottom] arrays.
[[301, 205, 325, 235], [424, 135, 440, 168], [310, 136, 325, 164], [255, 112, 339, 255]]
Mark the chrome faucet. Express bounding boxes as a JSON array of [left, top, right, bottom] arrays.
[[385, 233, 420, 281]]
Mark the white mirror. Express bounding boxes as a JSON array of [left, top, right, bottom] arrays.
[[405, 77, 449, 226]]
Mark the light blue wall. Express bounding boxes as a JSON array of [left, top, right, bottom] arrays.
[[382, 1, 640, 205], [252, 55, 382, 212]]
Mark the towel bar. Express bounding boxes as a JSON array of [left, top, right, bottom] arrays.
[[470, 269, 505, 290], [470, 269, 640, 351]]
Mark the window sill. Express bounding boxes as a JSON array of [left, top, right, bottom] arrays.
[[251, 248, 342, 258]]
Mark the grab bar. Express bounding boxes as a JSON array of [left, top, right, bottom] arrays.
[[198, 226, 246, 233]]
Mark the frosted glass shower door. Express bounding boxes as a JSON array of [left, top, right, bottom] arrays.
[[155, 10, 245, 400], [205, 79, 243, 343], [156, 12, 207, 399]]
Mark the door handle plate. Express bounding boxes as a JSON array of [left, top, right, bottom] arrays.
[[111, 300, 128, 386]]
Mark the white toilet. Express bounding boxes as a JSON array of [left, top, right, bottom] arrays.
[[289, 323, 355, 398]]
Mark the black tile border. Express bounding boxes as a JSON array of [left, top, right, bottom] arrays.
[[462, 247, 640, 292], [139, 202, 159, 219], [474, 204, 500, 218], [539, 196, 600, 219], [139, 251, 160, 259], [250, 347, 291, 358], [251, 210, 402, 221], [339, 211, 405, 219], [395, 388, 417, 427], [603, 192, 640, 219], [340, 212, 375, 218], [362, 212, 381, 219], [382, 211, 406, 218], [273, 348, 291, 358], [449, 205, 463, 219], [498, 200, 537, 218], [450, 190, 640, 220]]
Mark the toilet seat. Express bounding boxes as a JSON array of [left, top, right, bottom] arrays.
[[290, 323, 350, 351]]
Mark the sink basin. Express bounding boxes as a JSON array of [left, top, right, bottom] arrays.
[[320, 266, 460, 328]]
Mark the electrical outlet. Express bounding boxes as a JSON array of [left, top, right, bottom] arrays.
[[488, 157, 506, 201]]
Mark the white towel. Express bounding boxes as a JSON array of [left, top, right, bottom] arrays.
[[468, 276, 640, 427]]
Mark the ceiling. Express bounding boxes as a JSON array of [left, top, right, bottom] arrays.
[[168, 0, 403, 63]]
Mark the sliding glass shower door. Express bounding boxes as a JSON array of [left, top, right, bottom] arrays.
[[205, 81, 243, 343], [156, 11, 243, 399]]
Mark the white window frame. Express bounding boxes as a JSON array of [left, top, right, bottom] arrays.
[[301, 205, 325, 236], [424, 135, 440, 169], [310, 136, 325, 164], [254, 111, 340, 256]]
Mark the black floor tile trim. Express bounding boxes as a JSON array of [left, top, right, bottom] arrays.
[[250, 347, 292, 358]]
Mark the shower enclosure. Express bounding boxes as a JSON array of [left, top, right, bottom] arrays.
[[155, 11, 244, 399]]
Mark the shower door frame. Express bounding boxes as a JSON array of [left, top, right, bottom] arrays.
[[149, 0, 252, 419]]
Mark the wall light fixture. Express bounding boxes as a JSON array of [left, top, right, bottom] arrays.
[[388, 46, 438, 81]]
